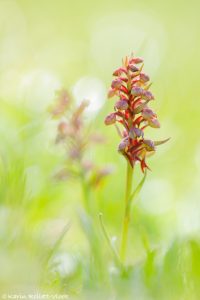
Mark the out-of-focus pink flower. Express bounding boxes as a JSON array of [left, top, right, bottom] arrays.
[[51, 88, 114, 185]]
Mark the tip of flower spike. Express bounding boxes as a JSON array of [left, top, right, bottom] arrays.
[[123, 56, 129, 68], [73, 100, 89, 119], [128, 65, 139, 72], [113, 67, 127, 76], [49, 88, 71, 118], [129, 57, 143, 64]]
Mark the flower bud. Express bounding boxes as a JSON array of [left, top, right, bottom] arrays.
[[133, 101, 148, 114], [129, 127, 144, 139], [129, 65, 139, 72], [130, 57, 143, 64], [131, 71, 140, 78], [142, 108, 156, 120], [120, 77, 128, 83], [113, 67, 126, 76], [143, 139, 155, 151], [111, 78, 123, 89], [115, 100, 128, 110], [118, 138, 129, 153], [148, 118, 160, 128], [140, 73, 150, 82], [142, 90, 154, 100], [131, 87, 144, 96], [122, 130, 128, 138], [104, 113, 116, 125], [108, 88, 117, 98]]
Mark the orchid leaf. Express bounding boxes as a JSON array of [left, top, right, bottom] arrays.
[[129, 170, 147, 205], [99, 213, 122, 268], [154, 137, 170, 146]]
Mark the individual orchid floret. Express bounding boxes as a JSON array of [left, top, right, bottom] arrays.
[[140, 73, 150, 82], [104, 113, 116, 125], [104, 54, 169, 172], [115, 100, 128, 111], [111, 78, 123, 89]]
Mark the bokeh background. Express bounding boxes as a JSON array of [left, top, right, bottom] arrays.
[[0, 0, 200, 299]]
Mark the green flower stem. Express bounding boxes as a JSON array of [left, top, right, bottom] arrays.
[[80, 172, 91, 213], [120, 161, 134, 264]]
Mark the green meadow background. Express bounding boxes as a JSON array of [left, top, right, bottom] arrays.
[[0, 0, 199, 299]]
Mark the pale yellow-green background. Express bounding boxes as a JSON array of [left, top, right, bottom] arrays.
[[0, 0, 199, 298]]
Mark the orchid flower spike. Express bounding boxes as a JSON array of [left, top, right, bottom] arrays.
[[104, 54, 169, 172]]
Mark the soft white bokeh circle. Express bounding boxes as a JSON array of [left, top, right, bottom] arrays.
[[139, 178, 174, 215], [175, 178, 200, 238], [72, 76, 106, 117], [18, 69, 61, 112], [52, 253, 77, 277]]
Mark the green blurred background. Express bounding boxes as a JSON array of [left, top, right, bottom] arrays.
[[0, 0, 200, 299]]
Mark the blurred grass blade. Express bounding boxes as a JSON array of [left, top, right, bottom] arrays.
[[99, 213, 122, 267], [45, 222, 71, 265]]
